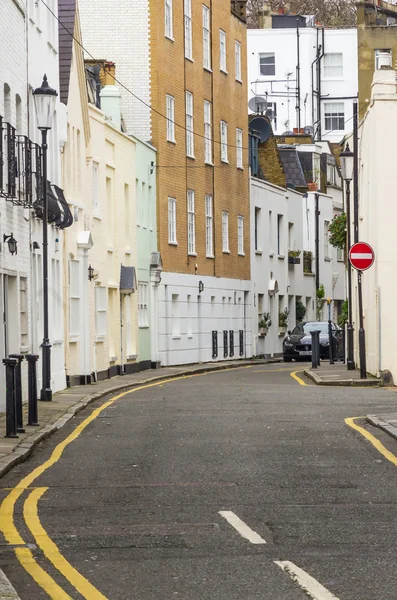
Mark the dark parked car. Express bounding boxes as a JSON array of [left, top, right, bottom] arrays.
[[283, 321, 344, 362]]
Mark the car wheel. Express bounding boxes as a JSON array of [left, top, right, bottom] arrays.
[[283, 357, 292, 363]]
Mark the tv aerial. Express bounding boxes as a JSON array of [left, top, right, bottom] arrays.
[[248, 95, 268, 115]]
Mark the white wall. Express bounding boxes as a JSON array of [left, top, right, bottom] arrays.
[[79, 0, 151, 141], [248, 27, 358, 142], [157, 273, 252, 366]]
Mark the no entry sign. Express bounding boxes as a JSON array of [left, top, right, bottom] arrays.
[[349, 242, 375, 271]]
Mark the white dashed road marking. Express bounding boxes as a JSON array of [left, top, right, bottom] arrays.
[[218, 511, 266, 544], [275, 561, 340, 600]]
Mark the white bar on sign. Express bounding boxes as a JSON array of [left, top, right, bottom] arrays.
[[350, 253, 372, 259]]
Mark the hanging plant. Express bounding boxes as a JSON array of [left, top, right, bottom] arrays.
[[329, 213, 347, 251]]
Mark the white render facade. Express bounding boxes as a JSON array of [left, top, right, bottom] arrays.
[[248, 26, 358, 142], [352, 66, 397, 380], [250, 179, 346, 358]]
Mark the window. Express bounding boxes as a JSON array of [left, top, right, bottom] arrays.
[[69, 260, 80, 338], [324, 53, 343, 78], [138, 282, 149, 327], [327, 158, 336, 185], [205, 194, 213, 257], [222, 211, 229, 252], [187, 190, 196, 255], [186, 91, 194, 157], [288, 222, 294, 250], [235, 41, 242, 81], [95, 286, 107, 337], [269, 210, 273, 253], [254, 207, 261, 251], [168, 197, 177, 244], [92, 162, 99, 212], [259, 52, 275, 76], [172, 294, 180, 337], [51, 259, 62, 341], [324, 102, 344, 131], [20, 277, 28, 347], [203, 5, 211, 70], [236, 128, 243, 169], [324, 221, 330, 258], [220, 121, 228, 162], [220, 30, 227, 72], [184, 0, 193, 59], [337, 247, 344, 262], [375, 48, 391, 70], [166, 95, 175, 142], [277, 214, 283, 255], [165, 0, 173, 39], [204, 100, 212, 163], [238, 216, 244, 255], [267, 102, 277, 129]]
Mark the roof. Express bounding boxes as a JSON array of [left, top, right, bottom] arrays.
[[278, 146, 307, 188], [58, 0, 77, 104]]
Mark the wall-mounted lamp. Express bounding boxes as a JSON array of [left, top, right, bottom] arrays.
[[4, 233, 18, 255], [199, 281, 204, 294], [32, 241, 40, 250], [88, 265, 98, 281]]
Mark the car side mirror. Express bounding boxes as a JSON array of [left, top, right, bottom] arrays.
[[288, 330, 291, 335]]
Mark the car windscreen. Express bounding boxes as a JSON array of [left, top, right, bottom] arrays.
[[303, 323, 329, 334]]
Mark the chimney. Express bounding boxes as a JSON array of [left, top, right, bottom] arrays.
[[99, 61, 122, 131], [371, 53, 396, 99], [258, 2, 272, 28]]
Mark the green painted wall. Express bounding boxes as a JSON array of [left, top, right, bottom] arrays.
[[132, 135, 157, 363]]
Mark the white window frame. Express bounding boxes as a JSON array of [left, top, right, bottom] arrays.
[[168, 197, 177, 244], [324, 53, 343, 78], [92, 162, 99, 213], [220, 120, 228, 163], [324, 102, 345, 132], [187, 190, 196, 255], [184, 0, 193, 60], [138, 282, 149, 328], [237, 215, 244, 255], [95, 286, 107, 338], [375, 48, 391, 70], [235, 41, 242, 81], [186, 91, 195, 158], [222, 211, 229, 253], [204, 100, 212, 164], [203, 5, 211, 70], [166, 94, 175, 142], [259, 52, 275, 76], [205, 194, 213, 257], [20, 276, 28, 348], [165, 0, 173, 39], [220, 30, 227, 73], [69, 260, 80, 339], [236, 128, 243, 169], [324, 220, 330, 259]]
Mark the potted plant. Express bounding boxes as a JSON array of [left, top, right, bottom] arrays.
[[278, 308, 289, 335], [307, 182, 318, 192], [295, 299, 306, 323], [288, 249, 301, 265], [258, 312, 272, 336]]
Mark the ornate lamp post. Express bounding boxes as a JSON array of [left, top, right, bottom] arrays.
[[340, 142, 355, 371], [33, 74, 58, 401]]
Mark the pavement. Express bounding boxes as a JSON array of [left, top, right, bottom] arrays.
[[2, 363, 397, 599], [304, 362, 381, 386]]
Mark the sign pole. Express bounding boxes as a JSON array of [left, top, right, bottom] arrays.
[[357, 270, 367, 379]]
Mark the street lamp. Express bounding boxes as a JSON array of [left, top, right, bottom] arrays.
[[33, 74, 58, 401], [340, 142, 355, 371]]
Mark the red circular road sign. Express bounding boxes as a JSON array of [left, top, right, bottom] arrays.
[[349, 242, 375, 271]]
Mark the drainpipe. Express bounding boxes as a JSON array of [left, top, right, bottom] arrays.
[[296, 21, 301, 130], [316, 27, 325, 141], [315, 193, 320, 291]]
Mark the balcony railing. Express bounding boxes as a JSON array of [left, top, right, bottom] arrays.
[[231, 0, 247, 23]]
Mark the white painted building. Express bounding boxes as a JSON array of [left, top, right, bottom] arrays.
[[352, 63, 397, 380], [248, 15, 358, 142]]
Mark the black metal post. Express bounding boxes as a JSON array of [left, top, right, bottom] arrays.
[[9, 354, 25, 433], [3, 358, 18, 438], [357, 271, 367, 379], [353, 102, 359, 244], [311, 330, 320, 369], [327, 303, 334, 365], [26, 355, 39, 426], [40, 129, 52, 401], [345, 179, 355, 371]]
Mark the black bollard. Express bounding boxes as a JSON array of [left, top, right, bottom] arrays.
[[9, 354, 25, 433], [26, 354, 39, 426], [3, 358, 18, 438], [328, 321, 334, 365], [310, 330, 321, 369]]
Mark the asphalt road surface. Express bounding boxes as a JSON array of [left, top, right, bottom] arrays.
[[2, 364, 397, 600]]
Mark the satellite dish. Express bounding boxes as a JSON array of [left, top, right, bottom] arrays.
[[248, 95, 268, 114], [249, 116, 272, 143], [304, 125, 314, 136]]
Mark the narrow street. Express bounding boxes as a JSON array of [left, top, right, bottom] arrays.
[[1, 364, 397, 599]]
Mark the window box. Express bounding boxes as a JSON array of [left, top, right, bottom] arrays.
[[288, 256, 300, 265]]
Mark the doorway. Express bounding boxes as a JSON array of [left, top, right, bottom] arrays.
[[0, 273, 18, 411]]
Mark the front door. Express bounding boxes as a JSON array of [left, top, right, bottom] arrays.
[[0, 273, 18, 411]]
